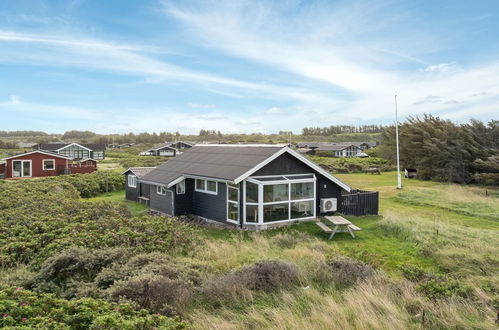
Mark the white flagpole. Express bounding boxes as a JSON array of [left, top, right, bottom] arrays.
[[395, 94, 402, 189]]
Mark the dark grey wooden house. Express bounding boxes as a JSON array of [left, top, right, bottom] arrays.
[[140, 145, 178, 157], [126, 144, 356, 229], [122, 167, 156, 204], [34, 142, 106, 160]]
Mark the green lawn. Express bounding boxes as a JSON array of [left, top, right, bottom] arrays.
[[85, 190, 149, 216]]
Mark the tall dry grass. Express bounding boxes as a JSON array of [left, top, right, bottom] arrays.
[[188, 232, 497, 329]]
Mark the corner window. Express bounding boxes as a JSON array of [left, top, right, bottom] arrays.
[[176, 180, 185, 194], [195, 178, 217, 195], [128, 175, 137, 188], [43, 159, 55, 170], [156, 185, 167, 195]]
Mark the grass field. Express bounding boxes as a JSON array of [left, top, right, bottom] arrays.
[[87, 172, 499, 328], [86, 190, 149, 216]]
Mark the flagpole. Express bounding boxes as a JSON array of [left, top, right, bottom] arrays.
[[395, 94, 402, 189]]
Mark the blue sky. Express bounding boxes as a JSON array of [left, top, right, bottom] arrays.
[[0, 0, 498, 134]]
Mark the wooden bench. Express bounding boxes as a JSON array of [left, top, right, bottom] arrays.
[[315, 221, 333, 233], [348, 224, 361, 231], [138, 196, 150, 205]]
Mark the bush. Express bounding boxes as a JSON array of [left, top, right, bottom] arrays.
[[107, 274, 192, 316], [0, 179, 199, 267], [0, 286, 187, 329], [202, 260, 299, 307], [400, 263, 472, 300], [417, 277, 472, 300], [400, 264, 429, 282], [53, 170, 125, 197], [328, 258, 374, 287]]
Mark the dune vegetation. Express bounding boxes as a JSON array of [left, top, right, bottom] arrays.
[[0, 171, 497, 329]]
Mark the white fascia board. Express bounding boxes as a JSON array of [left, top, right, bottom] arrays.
[[56, 143, 92, 152], [233, 147, 289, 184], [1, 150, 72, 161]]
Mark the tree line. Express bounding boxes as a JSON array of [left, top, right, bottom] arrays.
[[302, 125, 385, 135], [378, 115, 498, 185]]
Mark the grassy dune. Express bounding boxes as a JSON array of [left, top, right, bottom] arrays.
[[185, 172, 498, 329]]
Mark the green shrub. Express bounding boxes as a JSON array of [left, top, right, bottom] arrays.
[[400, 264, 429, 282], [107, 274, 193, 316], [400, 264, 472, 300], [0, 179, 199, 267], [119, 156, 166, 169], [417, 277, 472, 300], [327, 257, 374, 287], [0, 286, 187, 329], [202, 260, 299, 307]]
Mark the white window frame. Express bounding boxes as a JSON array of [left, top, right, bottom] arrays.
[[195, 178, 218, 195], [226, 183, 239, 224], [176, 180, 185, 194], [43, 159, 55, 171], [12, 160, 32, 178], [128, 174, 137, 188], [156, 185, 167, 195], [242, 174, 316, 225]]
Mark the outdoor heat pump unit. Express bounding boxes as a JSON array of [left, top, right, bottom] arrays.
[[320, 198, 337, 213]]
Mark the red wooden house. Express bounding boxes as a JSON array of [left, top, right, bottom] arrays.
[[0, 150, 97, 179]]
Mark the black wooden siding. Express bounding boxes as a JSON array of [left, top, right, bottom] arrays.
[[125, 174, 139, 201], [191, 181, 227, 222], [150, 185, 174, 215], [174, 178, 194, 215], [340, 191, 379, 216], [253, 152, 311, 176], [316, 174, 342, 215]]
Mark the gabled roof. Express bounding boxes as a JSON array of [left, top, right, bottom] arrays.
[[1, 150, 72, 161], [140, 144, 351, 192], [36, 143, 106, 151], [122, 167, 156, 178]]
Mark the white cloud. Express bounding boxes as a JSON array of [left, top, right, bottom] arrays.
[[163, 0, 499, 123], [0, 95, 21, 106], [187, 103, 216, 108], [266, 107, 282, 114]]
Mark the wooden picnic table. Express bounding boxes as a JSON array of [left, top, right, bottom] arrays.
[[319, 216, 361, 239]]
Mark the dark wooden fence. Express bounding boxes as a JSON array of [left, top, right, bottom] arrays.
[[340, 190, 379, 216]]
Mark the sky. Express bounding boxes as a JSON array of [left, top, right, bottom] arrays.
[[0, 0, 498, 134]]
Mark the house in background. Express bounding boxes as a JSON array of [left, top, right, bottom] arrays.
[[33, 143, 106, 160], [297, 141, 375, 158], [0, 150, 97, 179], [139, 141, 193, 157], [125, 144, 358, 229], [140, 145, 178, 157], [122, 167, 156, 205]]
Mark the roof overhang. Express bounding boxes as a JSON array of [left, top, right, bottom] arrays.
[[1, 150, 73, 161], [56, 143, 92, 152]]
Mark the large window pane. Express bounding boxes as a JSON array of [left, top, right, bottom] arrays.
[[196, 179, 205, 190], [22, 161, 30, 177], [246, 182, 258, 203], [263, 203, 289, 222], [228, 202, 239, 221], [264, 184, 289, 202], [246, 204, 259, 223], [13, 161, 21, 177], [207, 180, 217, 192], [291, 200, 314, 219], [228, 187, 238, 202], [290, 182, 314, 200]]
